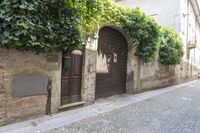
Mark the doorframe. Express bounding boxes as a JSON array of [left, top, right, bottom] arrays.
[[95, 26, 128, 99], [97, 26, 135, 95]]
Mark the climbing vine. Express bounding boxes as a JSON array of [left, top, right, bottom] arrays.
[[75, 0, 160, 61], [0, 0, 183, 64], [0, 0, 81, 52]]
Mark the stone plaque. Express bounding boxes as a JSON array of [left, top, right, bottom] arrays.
[[11, 76, 48, 97]]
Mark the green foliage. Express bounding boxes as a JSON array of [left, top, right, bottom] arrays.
[[121, 9, 160, 62], [71, 0, 161, 61], [159, 27, 184, 65], [0, 0, 183, 64], [0, 0, 81, 53]]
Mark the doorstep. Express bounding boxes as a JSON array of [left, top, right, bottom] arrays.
[[59, 101, 85, 110]]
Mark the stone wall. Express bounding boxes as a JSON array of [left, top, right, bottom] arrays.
[[81, 34, 98, 104], [0, 30, 199, 126], [0, 94, 6, 125], [83, 28, 200, 101], [129, 48, 200, 93], [0, 49, 61, 125]]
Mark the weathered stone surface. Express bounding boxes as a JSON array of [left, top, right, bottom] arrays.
[[0, 30, 199, 126], [82, 49, 97, 104], [0, 48, 61, 124], [131, 58, 199, 93], [46, 53, 59, 63], [82, 32, 200, 104], [6, 95, 47, 119], [0, 94, 6, 126]]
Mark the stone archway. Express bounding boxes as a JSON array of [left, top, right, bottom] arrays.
[[81, 26, 135, 104]]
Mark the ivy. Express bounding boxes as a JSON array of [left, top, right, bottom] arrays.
[[121, 9, 160, 61], [159, 27, 184, 65], [68, 0, 161, 62], [0, 0, 81, 53], [0, 0, 183, 64]]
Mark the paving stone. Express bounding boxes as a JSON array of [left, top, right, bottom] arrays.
[[47, 81, 200, 133]]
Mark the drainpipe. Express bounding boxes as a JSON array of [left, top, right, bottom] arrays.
[[46, 79, 52, 115], [186, 0, 190, 62], [194, 17, 197, 68]]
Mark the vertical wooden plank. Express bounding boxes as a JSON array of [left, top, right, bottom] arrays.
[[96, 27, 127, 99]]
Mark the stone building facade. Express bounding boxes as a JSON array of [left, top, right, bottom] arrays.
[[1, 0, 200, 126]]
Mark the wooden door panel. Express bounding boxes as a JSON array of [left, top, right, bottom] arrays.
[[73, 55, 82, 76], [96, 76, 112, 99], [69, 95, 81, 103], [62, 69, 70, 76], [61, 79, 69, 97], [96, 27, 127, 99], [61, 50, 83, 105], [71, 78, 81, 95]]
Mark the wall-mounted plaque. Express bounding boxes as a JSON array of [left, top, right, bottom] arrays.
[[12, 76, 48, 97]]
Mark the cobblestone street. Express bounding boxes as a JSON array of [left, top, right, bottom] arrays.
[[1, 81, 200, 133], [47, 81, 200, 133]]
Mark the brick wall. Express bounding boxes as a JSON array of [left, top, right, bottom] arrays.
[[0, 49, 61, 125], [6, 96, 47, 119]]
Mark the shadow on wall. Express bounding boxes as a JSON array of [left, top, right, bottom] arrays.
[[97, 26, 128, 75], [95, 26, 128, 99], [134, 60, 199, 93]]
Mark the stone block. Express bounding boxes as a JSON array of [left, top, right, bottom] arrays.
[[46, 54, 58, 63], [6, 95, 47, 119], [23, 95, 47, 108], [7, 109, 23, 119], [0, 63, 7, 69], [0, 113, 6, 124], [7, 100, 23, 111]]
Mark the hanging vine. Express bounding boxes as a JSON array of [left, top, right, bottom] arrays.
[[0, 0, 183, 64]]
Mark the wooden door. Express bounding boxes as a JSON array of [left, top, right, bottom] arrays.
[[61, 50, 83, 105], [96, 27, 128, 99]]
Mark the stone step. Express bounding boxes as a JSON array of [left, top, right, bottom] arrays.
[[59, 101, 85, 110]]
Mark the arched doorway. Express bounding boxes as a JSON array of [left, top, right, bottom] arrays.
[[95, 27, 128, 99]]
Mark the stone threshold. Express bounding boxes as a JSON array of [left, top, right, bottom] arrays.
[[59, 101, 85, 110]]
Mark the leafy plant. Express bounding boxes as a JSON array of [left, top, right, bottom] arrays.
[[0, 0, 183, 64], [121, 8, 160, 62], [0, 0, 81, 53], [159, 27, 184, 65], [71, 0, 161, 62]]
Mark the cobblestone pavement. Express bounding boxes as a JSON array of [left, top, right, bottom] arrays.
[[47, 81, 200, 133]]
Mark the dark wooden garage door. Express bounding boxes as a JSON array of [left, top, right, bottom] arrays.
[[96, 27, 128, 99]]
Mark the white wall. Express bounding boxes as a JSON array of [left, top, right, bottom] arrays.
[[180, 0, 200, 68], [117, 0, 181, 32]]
